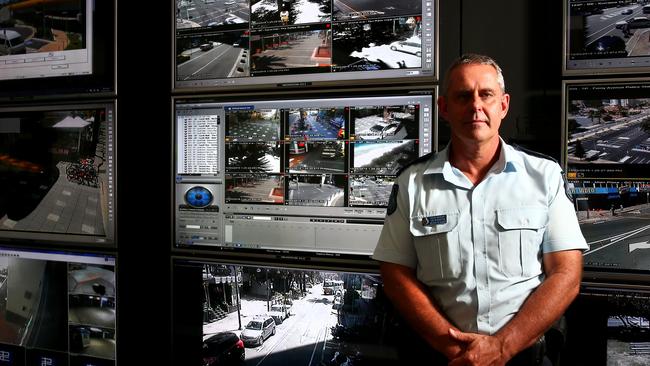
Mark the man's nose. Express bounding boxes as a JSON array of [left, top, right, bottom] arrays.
[[471, 94, 483, 111]]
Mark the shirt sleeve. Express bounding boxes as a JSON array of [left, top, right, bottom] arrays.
[[542, 164, 589, 253], [372, 176, 418, 268]]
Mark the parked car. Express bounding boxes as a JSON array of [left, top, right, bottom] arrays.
[[616, 16, 650, 29], [271, 303, 291, 318], [240, 317, 276, 346], [203, 332, 245, 366], [389, 40, 421, 57], [267, 310, 284, 325]]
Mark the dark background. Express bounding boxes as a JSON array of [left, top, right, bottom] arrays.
[[109, 0, 635, 365]]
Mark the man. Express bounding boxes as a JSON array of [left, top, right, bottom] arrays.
[[373, 54, 587, 366]]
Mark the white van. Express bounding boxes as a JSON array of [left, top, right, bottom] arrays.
[[0, 29, 26, 56]]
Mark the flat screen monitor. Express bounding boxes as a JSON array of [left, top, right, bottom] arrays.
[[173, 0, 437, 91], [172, 257, 426, 366], [0, 100, 116, 247], [174, 90, 435, 257], [564, 0, 650, 75], [0, 0, 116, 101], [0, 246, 116, 366], [563, 79, 650, 280]]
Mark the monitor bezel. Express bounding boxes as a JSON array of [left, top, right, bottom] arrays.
[[170, 86, 437, 262], [0, 0, 117, 102], [0, 99, 118, 248], [170, 0, 439, 93]]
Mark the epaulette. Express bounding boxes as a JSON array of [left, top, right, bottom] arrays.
[[395, 151, 437, 177], [510, 143, 559, 164], [511, 143, 574, 203]]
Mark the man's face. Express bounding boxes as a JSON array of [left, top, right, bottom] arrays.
[[438, 64, 510, 145]]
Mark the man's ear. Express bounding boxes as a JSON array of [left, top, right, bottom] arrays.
[[437, 95, 448, 120], [500, 93, 510, 118]]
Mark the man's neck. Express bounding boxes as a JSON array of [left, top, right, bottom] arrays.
[[449, 136, 502, 186]]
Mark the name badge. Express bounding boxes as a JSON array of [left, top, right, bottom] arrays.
[[422, 215, 447, 226]]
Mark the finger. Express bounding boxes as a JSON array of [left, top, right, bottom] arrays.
[[448, 328, 476, 343]]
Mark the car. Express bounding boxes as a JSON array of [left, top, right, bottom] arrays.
[[389, 40, 421, 57], [626, 16, 650, 28], [622, 8, 634, 15], [0, 29, 26, 56], [200, 43, 214, 51], [240, 317, 276, 346], [271, 303, 291, 318], [267, 310, 284, 325], [203, 332, 245, 366], [644, 5, 650, 13]]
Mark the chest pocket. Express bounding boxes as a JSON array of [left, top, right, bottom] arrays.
[[409, 212, 461, 283], [496, 207, 548, 277]]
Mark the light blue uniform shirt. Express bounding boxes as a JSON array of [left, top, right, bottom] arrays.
[[373, 139, 588, 334]]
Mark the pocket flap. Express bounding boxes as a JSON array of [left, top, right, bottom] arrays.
[[410, 212, 459, 236], [497, 206, 548, 230]]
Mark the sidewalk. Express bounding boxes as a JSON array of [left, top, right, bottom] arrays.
[[203, 296, 272, 337]]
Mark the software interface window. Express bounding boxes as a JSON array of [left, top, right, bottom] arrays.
[[0, 248, 116, 366], [0, 0, 93, 81], [174, 0, 436, 88], [0, 102, 116, 246], [174, 93, 434, 255]]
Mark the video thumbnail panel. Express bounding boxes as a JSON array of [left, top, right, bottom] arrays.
[[176, 0, 249, 28], [333, 0, 422, 20], [225, 107, 281, 141], [565, 80, 650, 274], [333, 16, 422, 72], [176, 29, 250, 81], [251, 0, 332, 27], [607, 314, 650, 365], [288, 141, 347, 173], [287, 107, 346, 140], [351, 140, 417, 175], [225, 173, 284, 204], [0, 102, 116, 246], [349, 175, 395, 207], [352, 104, 418, 140], [173, 259, 414, 366], [0, 248, 116, 365], [565, 0, 650, 73], [251, 26, 332, 76], [286, 173, 346, 206], [225, 141, 283, 173]]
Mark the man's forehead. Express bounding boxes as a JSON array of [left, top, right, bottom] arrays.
[[448, 64, 500, 89]]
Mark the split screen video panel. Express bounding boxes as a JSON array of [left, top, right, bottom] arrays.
[[174, 91, 435, 256]]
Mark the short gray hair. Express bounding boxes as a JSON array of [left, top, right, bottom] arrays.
[[441, 53, 505, 96]]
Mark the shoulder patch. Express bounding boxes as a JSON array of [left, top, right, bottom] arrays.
[[395, 151, 437, 177], [387, 184, 399, 216], [511, 143, 559, 164], [562, 172, 574, 203]]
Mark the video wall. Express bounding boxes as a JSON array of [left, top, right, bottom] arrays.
[[172, 258, 413, 366], [174, 0, 436, 90], [0, 101, 116, 247], [174, 91, 435, 256], [0, 247, 116, 366]]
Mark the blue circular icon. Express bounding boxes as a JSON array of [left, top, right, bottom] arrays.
[[185, 186, 213, 208]]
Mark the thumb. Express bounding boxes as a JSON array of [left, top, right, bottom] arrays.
[[448, 328, 474, 343]]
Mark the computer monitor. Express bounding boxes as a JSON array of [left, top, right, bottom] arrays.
[[563, 79, 650, 281], [172, 257, 422, 366], [0, 100, 116, 247], [173, 0, 437, 91], [0, 246, 116, 366], [564, 0, 650, 75], [0, 0, 116, 101], [174, 89, 435, 257]]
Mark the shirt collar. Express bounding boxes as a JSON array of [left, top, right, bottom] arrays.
[[423, 137, 523, 176]]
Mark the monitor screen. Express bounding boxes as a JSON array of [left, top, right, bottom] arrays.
[[174, 0, 436, 91], [174, 91, 435, 257], [0, 0, 116, 101], [564, 0, 650, 75], [0, 246, 116, 366], [0, 100, 116, 246], [172, 258, 417, 366], [564, 79, 650, 276]]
